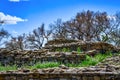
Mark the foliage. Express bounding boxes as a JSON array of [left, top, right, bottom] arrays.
[[79, 53, 112, 67], [77, 47, 81, 54]]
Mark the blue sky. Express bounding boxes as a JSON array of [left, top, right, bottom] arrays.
[[0, 0, 120, 36]]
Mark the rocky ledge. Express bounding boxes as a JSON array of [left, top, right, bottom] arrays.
[[0, 53, 120, 79], [0, 49, 86, 66], [44, 39, 119, 54]]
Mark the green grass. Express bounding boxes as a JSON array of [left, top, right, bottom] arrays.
[[55, 48, 61, 52], [62, 48, 68, 52], [56, 48, 70, 52], [56, 47, 81, 53], [0, 53, 114, 71], [29, 62, 60, 69], [0, 65, 17, 71], [63, 53, 113, 67], [78, 53, 112, 67], [77, 47, 81, 54], [0, 62, 60, 71]]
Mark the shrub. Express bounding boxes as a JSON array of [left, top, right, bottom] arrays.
[[77, 47, 81, 54]]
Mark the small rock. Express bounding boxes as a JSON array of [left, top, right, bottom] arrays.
[[59, 65, 69, 69]]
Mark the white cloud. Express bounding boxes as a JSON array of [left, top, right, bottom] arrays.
[[0, 12, 27, 25], [107, 15, 116, 21], [12, 30, 18, 34], [9, 0, 29, 2]]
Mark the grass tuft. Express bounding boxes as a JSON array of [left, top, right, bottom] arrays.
[[29, 62, 60, 69]]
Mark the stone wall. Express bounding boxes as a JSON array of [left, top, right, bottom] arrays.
[[0, 72, 119, 80], [44, 41, 119, 53], [45, 39, 79, 45], [0, 64, 120, 80], [0, 49, 85, 66], [1, 53, 120, 80]]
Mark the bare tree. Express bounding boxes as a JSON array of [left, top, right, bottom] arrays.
[[5, 37, 18, 50], [110, 29, 120, 47], [0, 28, 10, 46], [63, 20, 77, 39], [25, 24, 45, 49], [43, 29, 52, 42], [5, 34, 25, 50], [5, 10, 120, 50], [75, 10, 110, 41], [50, 19, 68, 39], [108, 12, 120, 46], [17, 34, 25, 50], [61, 10, 110, 42]]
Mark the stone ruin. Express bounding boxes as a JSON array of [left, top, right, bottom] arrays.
[[0, 39, 119, 66], [0, 48, 85, 66], [0, 57, 120, 80], [44, 39, 119, 54], [0, 39, 119, 79]]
